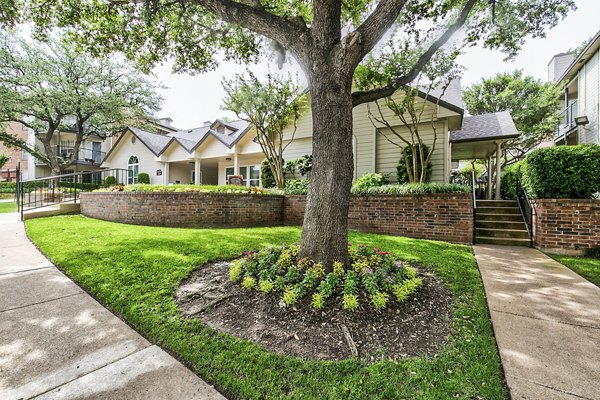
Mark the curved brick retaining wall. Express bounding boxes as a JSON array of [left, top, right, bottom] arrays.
[[80, 192, 284, 228], [532, 199, 600, 256], [285, 194, 474, 244], [81, 191, 474, 244]]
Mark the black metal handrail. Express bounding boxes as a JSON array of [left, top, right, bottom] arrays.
[[18, 168, 128, 220], [516, 176, 534, 247], [471, 169, 477, 245]]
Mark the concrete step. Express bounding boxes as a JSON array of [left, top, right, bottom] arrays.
[[476, 220, 528, 230], [476, 228, 530, 239], [477, 200, 519, 208], [476, 236, 532, 247], [477, 207, 521, 215], [477, 213, 525, 222], [23, 203, 80, 220]]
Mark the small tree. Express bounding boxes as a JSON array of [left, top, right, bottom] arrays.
[[463, 70, 562, 166], [359, 50, 461, 183], [0, 32, 161, 175], [222, 72, 305, 189]]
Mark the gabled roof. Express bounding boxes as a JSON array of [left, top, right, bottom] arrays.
[[190, 120, 251, 151], [102, 120, 252, 163], [449, 111, 519, 143]]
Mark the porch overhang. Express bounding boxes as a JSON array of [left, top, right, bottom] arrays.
[[450, 111, 519, 161]]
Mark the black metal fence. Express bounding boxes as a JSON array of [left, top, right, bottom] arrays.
[[18, 168, 128, 220]]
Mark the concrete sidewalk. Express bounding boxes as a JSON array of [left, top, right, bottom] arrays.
[[0, 213, 226, 400], [474, 245, 600, 400]]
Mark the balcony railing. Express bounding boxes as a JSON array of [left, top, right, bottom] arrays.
[[35, 145, 106, 166], [555, 101, 578, 139]]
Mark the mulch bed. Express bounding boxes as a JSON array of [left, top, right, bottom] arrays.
[[176, 260, 453, 362]]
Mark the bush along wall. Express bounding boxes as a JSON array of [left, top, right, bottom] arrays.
[[523, 144, 600, 199], [500, 160, 525, 200]]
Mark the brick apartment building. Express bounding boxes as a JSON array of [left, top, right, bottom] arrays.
[[0, 122, 29, 182]]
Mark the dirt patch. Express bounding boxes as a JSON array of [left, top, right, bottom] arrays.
[[176, 261, 453, 362]]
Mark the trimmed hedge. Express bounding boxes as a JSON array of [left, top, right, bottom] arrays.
[[500, 161, 524, 200], [523, 144, 600, 199], [137, 173, 150, 184], [0, 182, 16, 193], [98, 184, 274, 195], [352, 183, 471, 195]]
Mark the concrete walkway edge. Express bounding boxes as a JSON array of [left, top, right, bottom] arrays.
[[474, 245, 600, 400]]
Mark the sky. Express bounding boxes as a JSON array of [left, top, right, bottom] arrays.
[[153, 0, 600, 130]]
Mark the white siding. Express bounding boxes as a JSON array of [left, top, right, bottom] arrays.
[[169, 162, 193, 184], [163, 141, 192, 162], [281, 90, 454, 183], [581, 49, 600, 144], [102, 130, 164, 184], [376, 122, 447, 183]]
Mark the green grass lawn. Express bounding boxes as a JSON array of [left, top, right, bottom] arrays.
[[552, 255, 600, 287], [26, 215, 506, 399], [0, 200, 16, 213]]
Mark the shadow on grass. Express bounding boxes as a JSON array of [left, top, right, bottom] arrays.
[[25, 216, 507, 400]]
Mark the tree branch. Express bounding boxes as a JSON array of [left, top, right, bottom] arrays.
[[352, 0, 478, 107], [346, 0, 408, 63], [188, 0, 309, 54]]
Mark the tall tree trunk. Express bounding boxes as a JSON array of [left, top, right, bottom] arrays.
[[299, 68, 354, 269]]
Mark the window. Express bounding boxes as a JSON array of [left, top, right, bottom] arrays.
[[224, 165, 261, 187], [225, 167, 235, 184], [128, 155, 139, 184], [249, 165, 260, 187]]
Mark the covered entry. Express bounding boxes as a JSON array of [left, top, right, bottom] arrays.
[[449, 111, 520, 199]]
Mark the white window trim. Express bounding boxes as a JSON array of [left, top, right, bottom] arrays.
[[127, 155, 140, 184], [224, 164, 261, 187]]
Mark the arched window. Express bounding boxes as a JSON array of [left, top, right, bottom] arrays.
[[127, 155, 139, 184]]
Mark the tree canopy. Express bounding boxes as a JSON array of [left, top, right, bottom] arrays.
[[0, 0, 577, 266], [0, 32, 162, 174], [463, 70, 562, 163]]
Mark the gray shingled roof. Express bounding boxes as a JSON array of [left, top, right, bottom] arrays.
[[449, 111, 519, 143], [129, 127, 174, 155], [205, 120, 251, 148], [423, 79, 465, 110], [125, 120, 250, 156]]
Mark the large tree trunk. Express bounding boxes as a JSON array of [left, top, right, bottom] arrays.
[[299, 68, 354, 268]]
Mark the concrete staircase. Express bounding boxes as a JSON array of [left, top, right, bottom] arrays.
[[476, 200, 531, 247]]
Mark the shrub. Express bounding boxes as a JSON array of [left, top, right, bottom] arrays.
[[351, 173, 388, 193], [0, 182, 17, 193], [397, 143, 433, 183], [284, 179, 309, 195], [351, 182, 470, 195], [229, 243, 422, 312], [296, 154, 313, 177], [260, 158, 279, 188], [104, 176, 116, 186], [500, 161, 525, 200], [137, 173, 150, 184], [94, 184, 276, 195], [523, 144, 600, 199]]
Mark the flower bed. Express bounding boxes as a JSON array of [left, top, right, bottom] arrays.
[[229, 243, 422, 311]]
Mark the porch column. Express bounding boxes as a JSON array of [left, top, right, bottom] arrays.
[[233, 153, 239, 175], [194, 158, 201, 185], [495, 141, 502, 200], [487, 156, 493, 200], [163, 162, 170, 185]]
